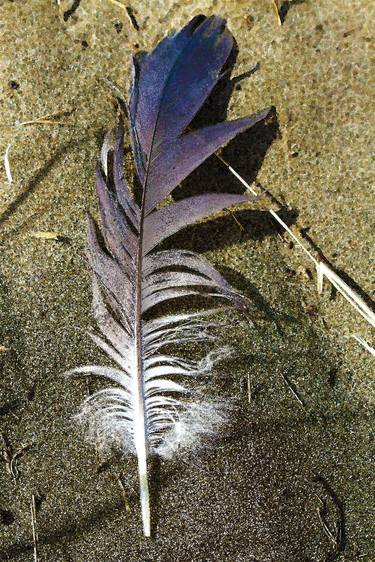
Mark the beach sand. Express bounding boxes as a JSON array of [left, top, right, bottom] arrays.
[[0, 1, 373, 560]]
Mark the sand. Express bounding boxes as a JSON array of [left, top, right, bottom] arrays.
[[0, 1, 374, 560]]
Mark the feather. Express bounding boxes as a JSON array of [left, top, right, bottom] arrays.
[[69, 15, 272, 536]]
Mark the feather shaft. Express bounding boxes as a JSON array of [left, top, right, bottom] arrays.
[[134, 206, 150, 536]]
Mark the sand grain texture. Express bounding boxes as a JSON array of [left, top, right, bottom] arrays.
[[0, 1, 374, 561]]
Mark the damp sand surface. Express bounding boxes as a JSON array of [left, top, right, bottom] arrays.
[[0, 1, 374, 561]]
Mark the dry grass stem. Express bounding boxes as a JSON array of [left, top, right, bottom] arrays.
[[281, 373, 305, 406], [19, 109, 73, 127], [217, 154, 374, 342], [229, 210, 245, 232], [317, 262, 375, 328], [247, 373, 252, 403], [217, 153, 317, 263], [20, 120, 69, 126], [4, 143, 13, 183], [31, 494, 39, 562], [351, 335, 375, 357], [29, 231, 63, 240]]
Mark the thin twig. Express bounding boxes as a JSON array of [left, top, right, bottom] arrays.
[[314, 475, 345, 554], [229, 209, 245, 232], [1, 434, 30, 483], [107, 0, 127, 10], [31, 494, 39, 562], [281, 373, 305, 406], [125, 6, 140, 31], [247, 372, 252, 403], [317, 504, 337, 545]]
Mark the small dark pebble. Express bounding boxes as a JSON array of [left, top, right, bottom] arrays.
[[0, 399, 21, 416], [343, 29, 356, 38], [282, 488, 294, 499], [0, 509, 15, 526], [285, 267, 296, 277], [27, 382, 37, 401], [328, 368, 337, 387], [81, 40, 89, 49], [290, 151, 299, 158], [35, 493, 46, 512], [9, 80, 20, 90], [305, 268, 313, 280], [300, 226, 311, 236], [114, 20, 123, 33], [306, 306, 319, 317], [245, 14, 255, 29], [235, 84, 242, 91]]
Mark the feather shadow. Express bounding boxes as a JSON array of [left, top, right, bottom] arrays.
[[175, 107, 279, 202], [160, 206, 298, 253]]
